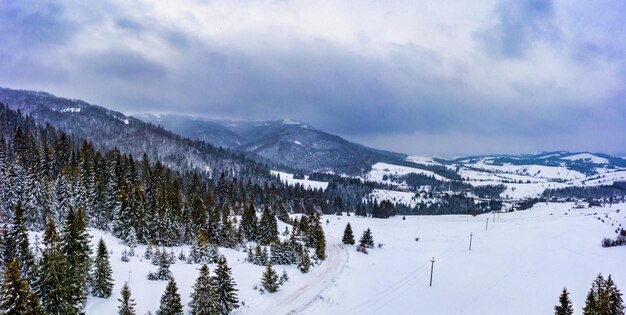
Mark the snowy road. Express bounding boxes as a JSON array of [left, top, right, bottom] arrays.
[[246, 241, 349, 315]]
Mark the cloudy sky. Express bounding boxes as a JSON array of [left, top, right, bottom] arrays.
[[1, 0, 625, 156]]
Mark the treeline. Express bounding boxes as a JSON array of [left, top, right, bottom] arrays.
[[554, 274, 623, 315], [542, 182, 626, 200], [0, 103, 337, 246], [398, 173, 506, 198]]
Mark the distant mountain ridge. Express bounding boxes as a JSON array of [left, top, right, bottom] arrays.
[[135, 113, 410, 174]]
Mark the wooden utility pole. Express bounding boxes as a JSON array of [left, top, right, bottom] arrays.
[[469, 233, 473, 251], [429, 257, 436, 286]]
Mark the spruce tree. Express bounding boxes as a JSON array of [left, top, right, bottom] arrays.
[[37, 219, 75, 314], [189, 265, 219, 315], [7, 202, 35, 282], [118, 282, 136, 315], [261, 263, 279, 293], [583, 288, 597, 315], [297, 248, 311, 273], [241, 204, 257, 241], [91, 238, 114, 298], [0, 258, 43, 314], [554, 287, 573, 315], [157, 278, 183, 315], [342, 223, 355, 245], [212, 256, 239, 314], [606, 275, 624, 315], [61, 207, 92, 311], [315, 229, 326, 260], [359, 228, 374, 248], [258, 207, 278, 246]]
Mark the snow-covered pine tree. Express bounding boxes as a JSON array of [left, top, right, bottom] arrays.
[[213, 256, 239, 314], [6, 202, 35, 283], [0, 258, 43, 314], [37, 219, 75, 314], [258, 207, 278, 246], [582, 288, 597, 315], [342, 223, 355, 245], [91, 238, 114, 298], [261, 263, 279, 293], [606, 275, 624, 315], [241, 204, 257, 241], [157, 278, 183, 315], [118, 282, 136, 315], [554, 287, 573, 315], [297, 248, 311, 273], [315, 227, 326, 260], [189, 264, 219, 315], [61, 206, 92, 311], [148, 249, 173, 281], [359, 228, 375, 248]]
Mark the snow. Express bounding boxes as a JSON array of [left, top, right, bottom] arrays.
[[271, 170, 329, 190], [305, 202, 626, 314], [60, 107, 81, 113], [368, 189, 426, 208], [366, 162, 449, 185], [562, 153, 609, 164], [470, 162, 586, 181], [406, 156, 441, 166], [123, 118, 129, 125], [66, 201, 625, 315], [294, 140, 302, 145]]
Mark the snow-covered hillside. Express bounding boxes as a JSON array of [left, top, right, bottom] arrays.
[[271, 171, 329, 190], [365, 162, 448, 185]]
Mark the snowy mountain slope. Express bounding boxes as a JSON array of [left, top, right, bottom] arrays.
[[135, 113, 245, 149], [135, 113, 410, 174], [0, 87, 268, 178]]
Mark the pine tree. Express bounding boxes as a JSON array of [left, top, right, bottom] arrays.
[[554, 287, 573, 315], [315, 229, 326, 260], [6, 202, 35, 283], [37, 219, 75, 314], [261, 263, 279, 293], [118, 282, 136, 315], [606, 275, 624, 315], [342, 223, 355, 245], [359, 228, 374, 248], [61, 207, 92, 311], [583, 288, 597, 315], [297, 248, 311, 273], [157, 278, 183, 315], [91, 238, 114, 298], [213, 256, 239, 314], [189, 265, 220, 315], [258, 207, 278, 246], [241, 204, 257, 241], [0, 258, 43, 315]]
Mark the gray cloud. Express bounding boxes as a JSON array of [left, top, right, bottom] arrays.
[[476, 0, 559, 58], [0, 0, 624, 156]]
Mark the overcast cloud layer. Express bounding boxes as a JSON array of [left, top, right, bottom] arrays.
[[1, 0, 624, 156]]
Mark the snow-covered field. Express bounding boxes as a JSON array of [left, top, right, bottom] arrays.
[[271, 171, 328, 190], [76, 202, 626, 315], [365, 162, 448, 185]]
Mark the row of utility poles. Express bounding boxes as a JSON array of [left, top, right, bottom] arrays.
[[429, 211, 502, 287]]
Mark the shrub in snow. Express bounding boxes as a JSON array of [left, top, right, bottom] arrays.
[[415, 237, 420, 242], [121, 250, 130, 262], [377, 243, 384, 248], [356, 245, 368, 254]]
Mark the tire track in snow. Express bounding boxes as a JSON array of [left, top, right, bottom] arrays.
[[246, 240, 349, 315]]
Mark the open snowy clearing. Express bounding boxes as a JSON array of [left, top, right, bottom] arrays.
[[271, 170, 329, 190], [304, 202, 626, 314]]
